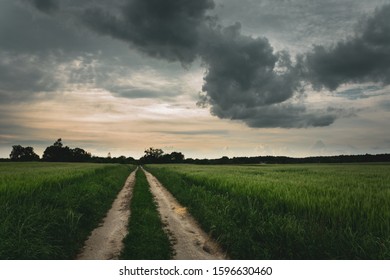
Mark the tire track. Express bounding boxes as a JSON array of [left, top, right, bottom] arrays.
[[142, 167, 227, 260], [76, 168, 137, 260]]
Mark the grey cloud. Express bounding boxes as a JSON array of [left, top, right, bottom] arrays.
[[213, 0, 375, 53], [336, 85, 384, 100], [0, 53, 61, 103], [200, 23, 301, 109], [0, 1, 160, 104], [209, 102, 337, 128], [337, 88, 368, 100], [305, 4, 390, 91], [107, 87, 180, 99], [156, 130, 229, 136], [30, 0, 59, 13], [197, 23, 337, 128], [82, 0, 215, 64], [0, 1, 114, 54]]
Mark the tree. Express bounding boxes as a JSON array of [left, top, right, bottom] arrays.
[[42, 139, 95, 162], [169, 151, 185, 163], [140, 147, 164, 163], [9, 145, 40, 161], [42, 139, 72, 162], [71, 147, 92, 162], [53, 138, 63, 148], [144, 147, 164, 158], [140, 148, 186, 164]]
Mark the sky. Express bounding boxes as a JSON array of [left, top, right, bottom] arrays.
[[0, 0, 390, 159]]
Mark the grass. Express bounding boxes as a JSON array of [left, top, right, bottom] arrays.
[[120, 168, 173, 260], [0, 162, 135, 259], [145, 163, 390, 259]]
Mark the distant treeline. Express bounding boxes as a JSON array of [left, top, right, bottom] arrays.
[[5, 139, 136, 164], [2, 139, 390, 164], [184, 154, 390, 165]]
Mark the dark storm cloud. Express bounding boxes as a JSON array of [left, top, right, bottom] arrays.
[[209, 102, 337, 128], [197, 22, 325, 127], [305, 4, 390, 91], [200, 23, 300, 108], [0, 1, 157, 104], [30, 0, 59, 13], [80, 0, 306, 120], [0, 0, 108, 102], [197, 3, 390, 127], [0, 1, 123, 54], [82, 0, 215, 64]]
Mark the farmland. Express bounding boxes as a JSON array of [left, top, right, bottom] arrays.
[[1, 162, 389, 260], [0, 162, 135, 259], [146, 163, 390, 259]]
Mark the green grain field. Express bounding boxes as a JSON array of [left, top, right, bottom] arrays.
[[145, 163, 390, 259], [0, 162, 135, 260]]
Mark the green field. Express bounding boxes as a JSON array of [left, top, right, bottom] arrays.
[[146, 163, 390, 259], [0, 162, 134, 259], [2, 162, 389, 260]]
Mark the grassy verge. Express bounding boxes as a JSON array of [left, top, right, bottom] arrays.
[[0, 162, 135, 259], [120, 168, 172, 260], [146, 164, 390, 259]]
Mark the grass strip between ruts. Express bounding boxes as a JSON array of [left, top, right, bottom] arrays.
[[120, 168, 173, 260]]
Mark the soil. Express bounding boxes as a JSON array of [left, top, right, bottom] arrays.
[[76, 168, 137, 260], [142, 168, 227, 260]]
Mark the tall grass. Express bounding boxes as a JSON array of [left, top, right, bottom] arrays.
[[146, 164, 390, 259], [120, 169, 172, 259], [0, 162, 135, 259]]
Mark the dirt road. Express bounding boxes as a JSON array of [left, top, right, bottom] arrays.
[[76, 168, 137, 260], [76, 167, 226, 260], [143, 168, 227, 260]]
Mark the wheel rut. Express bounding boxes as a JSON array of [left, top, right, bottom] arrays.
[[76, 168, 137, 260], [142, 167, 227, 260]]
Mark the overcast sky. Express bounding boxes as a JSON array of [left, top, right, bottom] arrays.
[[1, 0, 389, 159]]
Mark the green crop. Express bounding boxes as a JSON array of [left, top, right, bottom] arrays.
[[146, 163, 390, 259], [0, 162, 135, 259]]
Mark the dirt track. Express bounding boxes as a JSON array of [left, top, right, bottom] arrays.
[[143, 168, 227, 260], [76, 167, 226, 260], [76, 168, 137, 260]]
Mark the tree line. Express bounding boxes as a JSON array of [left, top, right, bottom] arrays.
[[183, 154, 390, 164], [5, 139, 390, 164], [8, 139, 136, 164]]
